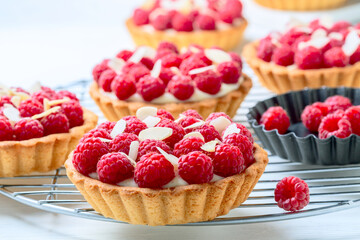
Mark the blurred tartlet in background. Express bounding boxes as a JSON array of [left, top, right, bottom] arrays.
[[253, 0, 347, 11]]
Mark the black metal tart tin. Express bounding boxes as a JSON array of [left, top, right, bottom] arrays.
[[247, 87, 360, 165]]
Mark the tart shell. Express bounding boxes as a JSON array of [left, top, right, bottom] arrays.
[[89, 74, 253, 121], [243, 41, 360, 94], [253, 0, 347, 10], [65, 143, 268, 226], [0, 109, 98, 177], [126, 18, 248, 51]]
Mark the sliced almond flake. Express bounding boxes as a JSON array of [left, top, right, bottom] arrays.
[[31, 106, 61, 120], [294, 26, 312, 34], [209, 116, 232, 134], [9, 90, 30, 101], [200, 140, 218, 152], [139, 127, 173, 141], [298, 37, 330, 51], [136, 106, 158, 121], [0, 87, 10, 97], [119, 152, 137, 166], [43, 99, 50, 111], [318, 16, 334, 29], [174, 114, 186, 123], [110, 119, 127, 138], [151, 60, 162, 78], [98, 137, 112, 143], [311, 29, 327, 39], [3, 104, 21, 122], [183, 121, 204, 130], [222, 123, 240, 138], [342, 30, 360, 56], [183, 132, 204, 141], [108, 58, 125, 75], [142, 116, 161, 128], [89, 172, 99, 179], [156, 147, 179, 166], [188, 45, 201, 53], [129, 141, 140, 162], [10, 96, 21, 108], [204, 49, 231, 64], [211, 174, 224, 182], [188, 65, 216, 75], [128, 46, 156, 63], [47, 97, 70, 108], [170, 67, 180, 75], [285, 18, 305, 30], [328, 32, 343, 41]]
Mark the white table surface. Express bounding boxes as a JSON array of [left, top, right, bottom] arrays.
[[1, 1, 360, 239]]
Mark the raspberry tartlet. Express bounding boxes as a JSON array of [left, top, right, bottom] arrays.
[[253, 0, 346, 11], [89, 42, 252, 121], [0, 85, 98, 177], [243, 18, 360, 93], [126, 0, 247, 50], [65, 107, 268, 225]]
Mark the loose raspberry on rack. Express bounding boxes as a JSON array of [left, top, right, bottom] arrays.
[[178, 151, 213, 184], [194, 70, 222, 95], [257, 38, 275, 62], [133, 8, 150, 26], [301, 105, 323, 132], [294, 46, 323, 70], [182, 109, 203, 120], [73, 137, 110, 176], [345, 106, 360, 135], [157, 109, 175, 121], [177, 116, 201, 129], [324, 95, 352, 113], [40, 112, 70, 135], [179, 55, 207, 75], [109, 133, 139, 154], [167, 75, 195, 101], [206, 112, 232, 123], [92, 59, 110, 83], [274, 176, 310, 212], [0, 117, 14, 141], [116, 50, 133, 61], [156, 118, 185, 147], [0, 96, 14, 107], [54, 90, 79, 102], [137, 139, 172, 161], [14, 118, 44, 140], [223, 133, 255, 166], [272, 44, 295, 67], [18, 99, 43, 118], [193, 124, 222, 142], [81, 128, 112, 143], [137, 75, 166, 101], [217, 61, 240, 84], [213, 144, 245, 177], [172, 12, 193, 32], [260, 106, 290, 134], [157, 41, 179, 54], [134, 153, 175, 188], [111, 74, 137, 100], [150, 11, 171, 30], [97, 152, 135, 184], [60, 100, 84, 128], [160, 53, 182, 68], [122, 116, 147, 135], [173, 137, 205, 157], [318, 111, 352, 139], [196, 14, 216, 30], [99, 69, 117, 92], [323, 47, 349, 68], [97, 121, 116, 133]]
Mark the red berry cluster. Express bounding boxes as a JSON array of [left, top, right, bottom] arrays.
[[257, 19, 360, 69], [132, 0, 243, 31], [93, 42, 243, 102], [73, 109, 255, 189]]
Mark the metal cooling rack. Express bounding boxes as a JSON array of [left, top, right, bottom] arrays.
[[1, 71, 360, 226]]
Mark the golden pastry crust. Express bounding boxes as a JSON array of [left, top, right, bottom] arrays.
[[89, 74, 252, 121], [254, 0, 347, 10], [0, 109, 98, 177], [243, 41, 360, 94], [126, 18, 248, 51], [65, 143, 268, 226]]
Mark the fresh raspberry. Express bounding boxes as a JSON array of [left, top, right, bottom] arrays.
[[150, 12, 171, 30], [292, 35, 312, 52], [81, 128, 112, 142], [40, 86, 56, 99], [154, 48, 174, 62], [179, 55, 207, 75], [0, 117, 14, 141], [31, 90, 53, 103], [318, 111, 352, 139], [157, 41, 178, 54], [350, 46, 360, 65], [225, 0, 243, 18], [223, 133, 255, 166], [196, 14, 216, 30], [272, 44, 295, 66], [140, 57, 154, 69], [229, 52, 243, 70], [156, 118, 185, 147], [109, 133, 139, 154], [126, 63, 150, 82], [323, 47, 349, 68], [133, 8, 150, 25], [14, 118, 44, 140], [167, 75, 195, 100], [222, 122, 254, 144], [324, 95, 352, 113], [40, 112, 70, 135], [322, 38, 344, 53], [97, 121, 116, 133], [311, 102, 329, 116], [301, 105, 323, 132], [173, 137, 205, 157], [192, 51, 212, 65], [274, 176, 310, 212], [99, 69, 117, 92], [188, 10, 199, 21], [182, 109, 203, 120], [345, 106, 360, 135], [122, 116, 147, 135], [0, 96, 14, 107], [213, 144, 245, 177], [257, 38, 275, 62], [157, 109, 175, 121], [116, 50, 133, 61], [260, 106, 290, 134], [178, 151, 213, 184], [218, 8, 237, 24], [92, 59, 109, 83], [160, 53, 182, 68], [172, 13, 193, 32], [137, 75, 166, 101], [111, 74, 137, 100], [18, 99, 43, 118], [309, 19, 328, 32], [54, 90, 79, 102], [159, 67, 176, 85], [279, 28, 305, 46], [193, 124, 221, 142], [97, 152, 134, 184], [11, 87, 30, 95], [206, 112, 232, 123], [329, 21, 351, 33], [134, 153, 175, 188], [61, 100, 84, 128], [294, 46, 323, 70], [178, 116, 201, 129], [73, 138, 110, 176], [137, 139, 172, 161], [194, 70, 221, 95], [217, 61, 240, 83]]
